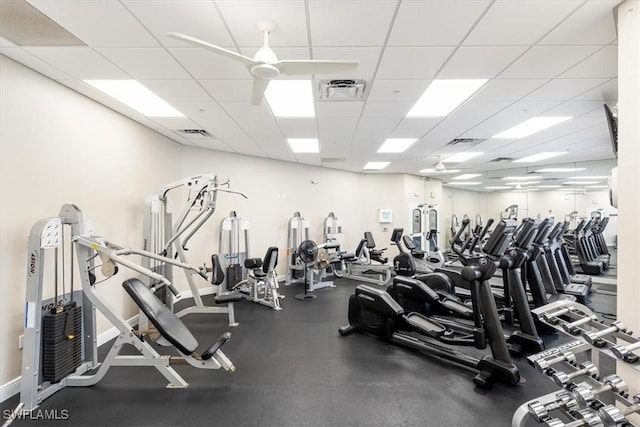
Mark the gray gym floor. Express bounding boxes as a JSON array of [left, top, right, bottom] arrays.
[[2, 258, 618, 427]]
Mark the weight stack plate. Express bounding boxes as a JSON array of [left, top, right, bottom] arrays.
[[42, 304, 82, 383]]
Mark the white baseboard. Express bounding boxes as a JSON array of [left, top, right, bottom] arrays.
[[1, 314, 139, 403]]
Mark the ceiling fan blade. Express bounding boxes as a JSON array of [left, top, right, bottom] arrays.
[[251, 77, 270, 105], [167, 32, 258, 67], [275, 60, 359, 75]]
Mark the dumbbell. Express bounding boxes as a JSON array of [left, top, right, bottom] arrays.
[[561, 314, 599, 335], [572, 375, 628, 408], [544, 408, 603, 427], [542, 307, 575, 325], [611, 341, 640, 362], [582, 321, 627, 347], [598, 394, 640, 427], [534, 351, 578, 373], [528, 390, 580, 422], [551, 362, 600, 387]]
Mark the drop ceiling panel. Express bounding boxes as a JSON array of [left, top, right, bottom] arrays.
[[171, 101, 232, 121], [316, 102, 364, 118], [376, 46, 455, 79], [438, 46, 528, 79], [471, 79, 548, 101], [538, 1, 619, 45], [388, 1, 490, 46], [200, 80, 252, 102], [96, 48, 190, 79], [499, 45, 602, 78], [23, 47, 129, 79], [193, 138, 234, 152], [220, 102, 276, 128], [169, 47, 251, 79], [148, 117, 202, 130], [123, 1, 233, 48], [543, 100, 608, 117], [140, 80, 213, 102], [361, 101, 413, 118], [574, 78, 617, 101], [29, 1, 158, 47], [216, 1, 307, 47], [390, 118, 441, 137], [451, 100, 513, 119], [0, 47, 71, 79], [522, 78, 609, 101], [560, 45, 617, 78], [308, 1, 397, 47], [463, 0, 582, 46], [367, 80, 430, 102], [357, 117, 402, 132], [312, 47, 382, 80], [277, 118, 318, 138]]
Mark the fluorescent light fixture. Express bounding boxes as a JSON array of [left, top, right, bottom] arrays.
[[420, 168, 461, 174], [287, 138, 319, 153], [504, 182, 540, 186], [442, 152, 483, 163], [585, 185, 609, 188], [407, 79, 487, 117], [573, 176, 608, 179], [85, 80, 183, 117], [537, 185, 562, 188], [564, 181, 599, 185], [447, 182, 481, 186], [536, 167, 585, 173], [515, 188, 538, 191], [377, 138, 417, 153], [453, 173, 482, 180], [513, 152, 567, 163], [484, 186, 511, 190], [501, 176, 540, 180], [363, 162, 389, 170], [493, 116, 572, 139], [264, 80, 315, 117]]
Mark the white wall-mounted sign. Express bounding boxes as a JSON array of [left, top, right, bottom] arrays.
[[378, 208, 393, 223]]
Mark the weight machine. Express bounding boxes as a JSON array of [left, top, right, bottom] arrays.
[[142, 174, 246, 327], [501, 204, 519, 221], [20, 205, 236, 411], [286, 212, 335, 291], [219, 211, 250, 288]]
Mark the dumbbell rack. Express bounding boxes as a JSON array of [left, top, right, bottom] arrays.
[[512, 300, 640, 426]]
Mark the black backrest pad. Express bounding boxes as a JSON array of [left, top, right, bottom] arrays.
[[263, 246, 278, 273], [354, 239, 366, 257], [210, 254, 225, 285], [402, 235, 417, 250], [122, 279, 198, 355], [364, 232, 376, 248], [244, 258, 262, 269]]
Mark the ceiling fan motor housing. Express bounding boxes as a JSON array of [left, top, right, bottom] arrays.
[[251, 63, 280, 79]]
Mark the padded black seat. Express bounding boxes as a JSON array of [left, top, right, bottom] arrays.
[[123, 278, 198, 355], [123, 278, 233, 360]]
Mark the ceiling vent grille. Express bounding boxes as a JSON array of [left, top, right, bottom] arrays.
[[490, 157, 515, 162], [446, 138, 485, 146], [177, 129, 211, 139], [318, 79, 367, 101], [321, 157, 346, 163]]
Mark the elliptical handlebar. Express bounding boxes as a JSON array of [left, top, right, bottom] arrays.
[[451, 218, 471, 265]]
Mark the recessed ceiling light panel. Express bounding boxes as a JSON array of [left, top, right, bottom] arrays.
[[407, 79, 487, 117], [513, 152, 567, 163], [85, 80, 184, 117], [493, 116, 572, 139], [442, 152, 483, 163], [377, 138, 417, 153], [364, 162, 389, 170], [453, 173, 482, 180], [288, 138, 319, 153], [265, 80, 315, 117]]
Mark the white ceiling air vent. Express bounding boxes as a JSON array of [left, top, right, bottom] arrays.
[[446, 138, 486, 147], [318, 79, 367, 101], [176, 129, 211, 139]]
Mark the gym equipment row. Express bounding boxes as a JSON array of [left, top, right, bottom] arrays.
[[20, 205, 238, 412]]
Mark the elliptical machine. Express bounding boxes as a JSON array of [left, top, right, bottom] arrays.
[[339, 260, 523, 387]]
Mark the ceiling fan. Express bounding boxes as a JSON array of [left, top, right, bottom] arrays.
[[167, 22, 359, 105]]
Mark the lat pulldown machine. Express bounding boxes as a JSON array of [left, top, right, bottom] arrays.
[[142, 174, 246, 327]]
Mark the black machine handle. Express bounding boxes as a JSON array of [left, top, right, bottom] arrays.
[[468, 218, 494, 254], [514, 218, 537, 249], [451, 218, 471, 265]]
